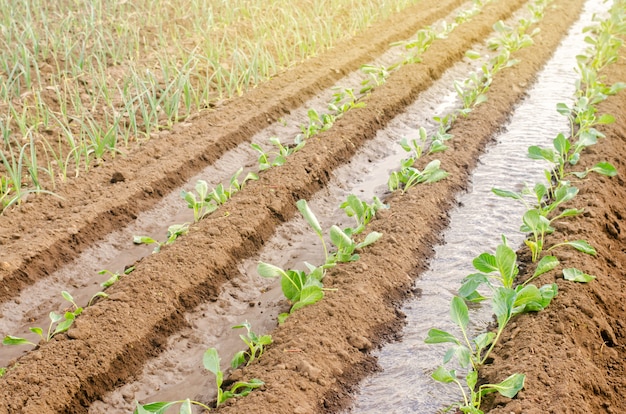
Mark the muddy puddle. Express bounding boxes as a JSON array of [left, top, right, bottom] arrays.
[[348, 0, 606, 412]]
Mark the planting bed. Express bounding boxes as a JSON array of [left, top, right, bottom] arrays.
[[1, 0, 625, 413]]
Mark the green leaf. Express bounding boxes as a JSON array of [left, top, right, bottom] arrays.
[[179, 399, 192, 414], [277, 313, 290, 324], [563, 268, 595, 283], [533, 256, 559, 278], [481, 373, 525, 398], [356, 231, 382, 249], [256, 262, 286, 279], [473, 253, 497, 273], [492, 287, 515, 328], [589, 161, 617, 177], [203, 347, 221, 376], [49, 311, 63, 323], [388, 172, 400, 191], [53, 317, 75, 336], [473, 332, 495, 352], [491, 188, 522, 200], [561, 240, 596, 255], [597, 113, 615, 124], [527, 145, 556, 162], [432, 366, 456, 383], [450, 296, 469, 331], [512, 285, 545, 315], [553, 133, 570, 155], [496, 243, 518, 288], [539, 283, 558, 307], [466, 369, 478, 390], [296, 199, 323, 238], [134, 401, 176, 414], [424, 328, 460, 345], [30, 327, 44, 337], [2, 335, 35, 346], [553, 185, 578, 205], [133, 235, 157, 245], [459, 273, 489, 301], [231, 351, 246, 369], [290, 285, 323, 312], [61, 290, 74, 304], [281, 270, 308, 302], [465, 50, 482, 59], [330, 225, 353, 250]]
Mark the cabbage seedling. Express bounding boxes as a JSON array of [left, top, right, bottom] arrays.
[[432, 366, 525, 414], [133, 223, 190, 253], [231, 321, 273, 368], [257, 262, 324, 320], [203, 347, 264, 407], [251, 137, 304, 171], [181, 180, 218, 222], [339, 194, 387, 236], [388, 159, 448, 194], [99, 266, 135, 288], [3, 291, 83, 346], [329, 225, 382, 263]]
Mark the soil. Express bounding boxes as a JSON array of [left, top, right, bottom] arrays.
[[1, 0, 625, 413]]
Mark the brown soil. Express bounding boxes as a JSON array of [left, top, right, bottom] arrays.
[[1, 0, 625, 413]]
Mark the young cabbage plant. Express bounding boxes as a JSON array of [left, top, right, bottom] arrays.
[[3, 291, 83, 346], [181, 180, 218, 222], [328, 87, 366, 114], [203, 347, 264, 407], [257, 261, 325, 323], [251, 137, 304, 171], [231, 321, 273, 368], [388, 159, 448, 194], [328, 225, 382, 263], [99, 266, 135, 288], [339, 194, 387, 236], [458, 236, 558, 302], [428, 284, 556, 372], [432, 366, 525, 414], [133, 222, 190, 253]]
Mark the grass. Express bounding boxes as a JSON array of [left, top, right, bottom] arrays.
[[0, 0, 422, 213]]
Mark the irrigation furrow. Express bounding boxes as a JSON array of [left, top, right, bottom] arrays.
[[0, 0, 536, 412], [0, 0, 467, 305], [350, 0, 607, 410], [0, 0, 486, 366]]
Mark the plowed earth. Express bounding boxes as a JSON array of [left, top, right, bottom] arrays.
[[1, 0, 624, 413]]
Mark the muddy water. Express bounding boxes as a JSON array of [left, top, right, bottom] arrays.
[[348, 1, 607, 412]]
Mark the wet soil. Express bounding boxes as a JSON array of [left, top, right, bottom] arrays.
[[1, 0, 625, 413]]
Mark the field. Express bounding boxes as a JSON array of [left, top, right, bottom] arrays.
[[1, 0, 625, 413]]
